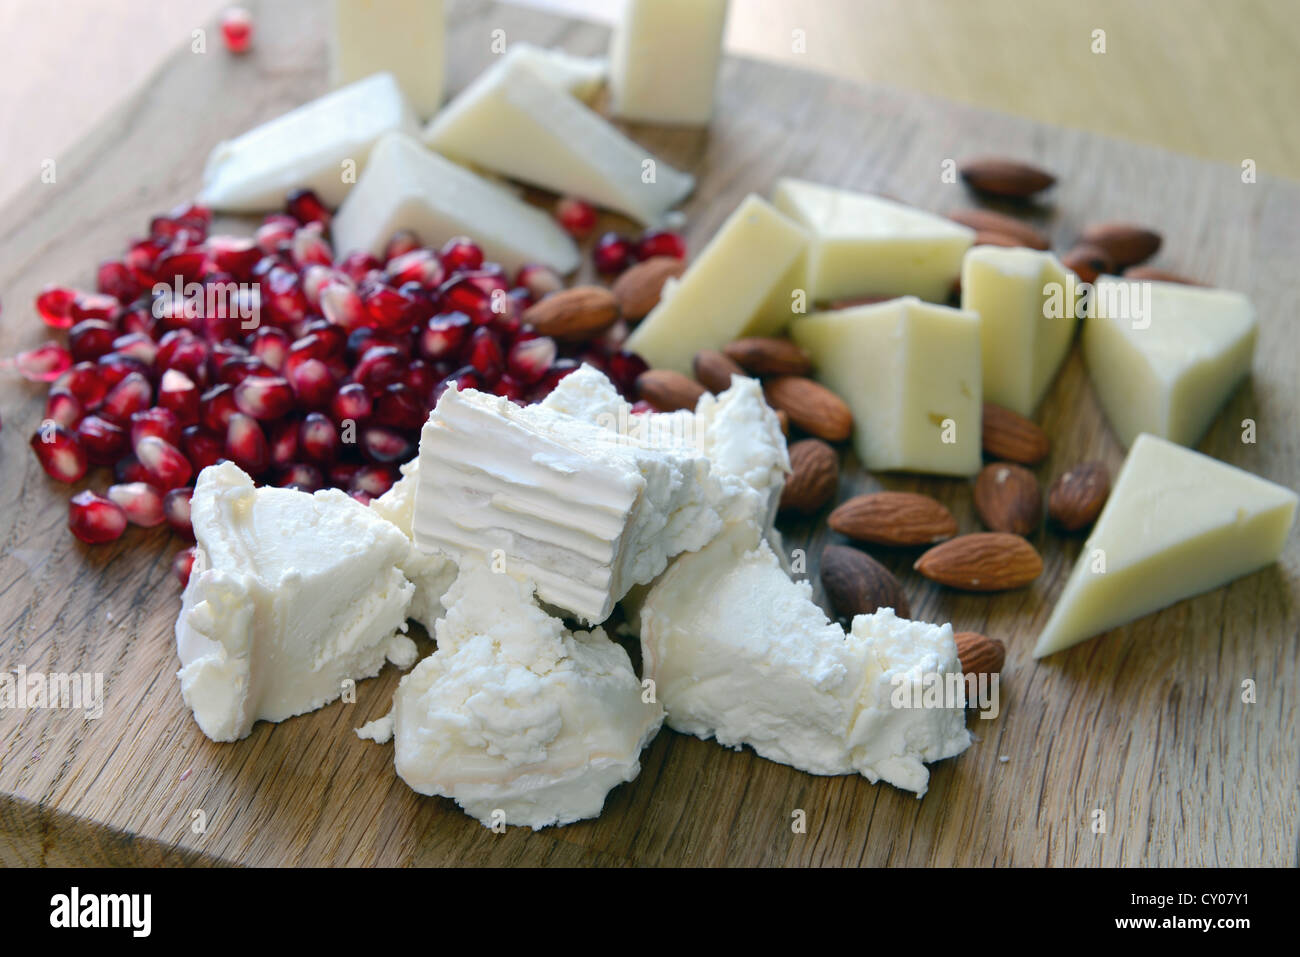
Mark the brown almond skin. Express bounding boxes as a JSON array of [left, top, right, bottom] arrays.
[[611, 256, 686, 320], [948, 209, 1050, 250], [779, 439, 839, 514], [636, 369, 706, 412], [763, 376, 853, 442], [954, 632, 1007, 678], [914, 533, 1043, 591], [821, 545, 911, 620], [828, 491, 958, 546], [521, 286, 619, 341], [723, 337, 813, 376], [1079, 222, 1162, 268], [1048, 461, 1110, 531], [1061, 243, 1115, 284], [974, 463, 1042, 536], [981, 403, 1049, 465], [693, 349, 746, 393], [1122, 265, 1203, 286], [959, 157, 1056, 199]]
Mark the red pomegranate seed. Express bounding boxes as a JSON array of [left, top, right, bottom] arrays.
[[336, 250, 382, 283], [181, 426, 224, 473], [431, 366, 483, 405], [635, 229, 687, 261], [174, 546, 197, 587], [440, 237, 483, 272], [200, 383, 239, 432], [359, 425, 412, 464], [136, 436, 193, 490], [329, 461, 362, 488], [268, 419, 299, 470], [220, 6, 253, 54], [277, 463, 324, 492], [466, 327, 504, 383], [301, 319, 348, 357], [96, 352, 151, 391], [154, 246, 207, 285], [115, 454, 152, 485], [106, 481, 165, 527], [255, 217, 295, 254], [68, 491, 127, 544], [163, 486, 195, 540], [532, 359, 580, 398], [320, 281, 366, 331], [418, 311, 472, 361], [403, 359, 436, 398], [359, 281, 415, 332], [100, 372, 153, 423], [352, 345, 407, 393], [157, 369, 200, 425], [218, 355, 274, 386], [36, 286, 78, 328], [383, 231, 420, 262], [291, 222, 333, 268], [157, 331, 210, 384], [233, 375, 294, 419], [555, 197, 598, 239], [30, 423, 88, 482], [298, 412, 340, 463], [515, 264, 563, 300], [593, 232, 634, 274], [77, 415, 128, 464], [125, 237, 166, 281], [437, 277, 494, 325], [207, 235, 261, 278], [373, 382, 426, 430], [386, 249, 445, 288], [286, 187, 331, 226], [11, 342, 72, 382], [225, 414, 268, 474], [57, 362, 109, 408], [299, 264, 336, 306], [111, 332, 158, 368], [131, 407, 182, 448], [45, 389, 84, 429], [507, 335, 556, 385], [70, 293, 119, 324], [351, 464, 399, 497], [330, 382, 372, 424], [118, 303, 157, 339], [247, 326, 290, 370], [494, 374, 526, 401], [287, 358, 336, 410], [97, 260, 142, 302], [263, 265, 308, 326], [606, 349, 650, 396]]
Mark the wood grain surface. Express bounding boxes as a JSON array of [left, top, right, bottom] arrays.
[[1, 0, 1296, 867]]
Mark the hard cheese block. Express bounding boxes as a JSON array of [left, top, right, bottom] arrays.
[[330, 0, 445, 118], [198, 72, 418, 212], [961, 246, 1078, 416], [609, 0, 730, 125], [331, 132, 579, 274], [424, 54, 694, 224], [1083, 277, 1257, 448], [504, 43, 607, 103], [1034, 433, 1297, 657], [773, 178, 974, 303], [624, 194, 808, 373], [793, 297, 983, 476]]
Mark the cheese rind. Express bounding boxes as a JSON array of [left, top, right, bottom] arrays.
[[772, 179, 974, 303], [198, 72, 418, 212], [793, 297, 983, 475], [961, 246, 1077, 415], [424, 55, 694, 223], [330, 0, 446, 118], [1083, 277, 1257, 448], [624, 195, 809, 373], [1034, 434, 1298, 657], [370, 458, 458, 631], [608, 0, 730, 125], [331, 132, 579, 273], [639, 523, 971, 795]]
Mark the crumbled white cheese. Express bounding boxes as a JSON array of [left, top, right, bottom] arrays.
[[370, 458, 458, 631]]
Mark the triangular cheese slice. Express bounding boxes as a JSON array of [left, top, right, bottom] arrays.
[[1034, 434, 1297, 657]]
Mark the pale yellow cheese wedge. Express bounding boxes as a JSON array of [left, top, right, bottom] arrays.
[[624, 195, 808, 373], [792, 297, 982, 476], [961, 246, 1078, 416], [772, 178, 973, 303], [1034, 433, 1297, 657], [330, 0, 445, 118], [1083, 277, 1257, 448], [609, 0, 729, 125]]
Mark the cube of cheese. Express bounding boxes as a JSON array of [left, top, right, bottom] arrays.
[[332, 132, 579, 274], [1034, 434, 1297, 657], [330, 0, 445, 118], [961, 246, 1078, 416], [624, 195, 808, 373], [773, 178, 974, 303], [609, 0, 730, 125], [793, 297, 983, 476], [1083, 277, 1257, 448], [424, 54, 694, 224]]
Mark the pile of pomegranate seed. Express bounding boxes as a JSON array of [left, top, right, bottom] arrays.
[[12, 191, 651, 551]]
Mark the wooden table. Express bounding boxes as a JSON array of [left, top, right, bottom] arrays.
[[1, 0, 1296, 866]]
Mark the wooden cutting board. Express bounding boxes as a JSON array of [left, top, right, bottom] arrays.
[[1, 0, 1296, 867]]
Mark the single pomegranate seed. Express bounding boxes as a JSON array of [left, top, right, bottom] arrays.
[[403, 359, 436, 398], [287, 358, 336, 410], [131, 407, 182, 448], [35, 286, 78, 328], [359, 281, 415, 332], [136, 436, 193, 490], [107, 481, 165, 527], [373, 382, 426, 430], [225, 413, 268, 473], [100, 372, 153, 423], [431, 366, 483, 405], [286, 187, 331, 226], [515, 264, 563, 300], [181, 426, 225, 473], [330, 461, 362, 488], [110, 332, 158, 368], [495, 374, 526, 401], [440, 237, 483, 272], [118, 303, 157, 339], [207, 235, 261, 278], [97, 260, 142, 302], [30, 423, 88, 482], [68, 491, 128, 544], [125, 237, 166, 281], [291, 222, 333, 268], [77, 414, 128, 464], [200, 383, 239, 432], [437, 277, 494, 325], [169, 202, 212, 234], [115, 454, 152, 485], [352, 345, 407, 393], [263, 265, 308, 327], [268, 419, 299, 470], [386, 249, 445, 288], [157, 331, 210, 384], [154, 246, 207, 285], [383, 231, 421, 262], [46, 389, 85, 429], [163, 486, 196, 540], [233, 374, 294, 419], [507, 335, 557, 385], [555, 197, 598, 239], [254, 217, 295, 254], [70, 293, 119, 324], [96, 352, 151, 391], [297, 412, 340, 464], [319, 281, 366, 331], [330, 382, 372, 424], [336, 250, 382, 283], [11, 342, 72, 382], [359, 425, 412, 464], [174, 546, 197, 587], [278, 462, 324, 491], [466, 327, 504, 383], [593, 232, 634, 274], [532, 359, 580, 398], [220, 6, 253, 54], [299, 263, 338, 306], [299, 320, 348, 358], [157, 369, 200, 425], [351, 464, 399, 497], [606, 349, 650, 396], [635, 229, 687, 261], [247, 326, 290, 371], [418, 311, 472, 361], [57, 362, 109, 408], [217, 354, 274, 386]]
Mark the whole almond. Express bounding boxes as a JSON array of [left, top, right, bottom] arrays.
[[1047, 461, 1110, 531], [982, 403, 1049, 465], [973, 230, 1027, 248], [693, 349, 745, 393], [948, 209, 1049, 250], [1122, 265, 1203, 286], [914, 533, 1043, 591], [723, 337, 813, 376], [821, 545, 910, 619], [763, 375, 853, 442], [521, 286, 618, 341], [1061, 243, 1114, 284], [636, 369, 706, 412], [1079, 222, 1162, 268], [954, 632, 1006, 679], [959, 157, 1056, 199], [780, 439, 839, 514], [974, 463, 1042, 536], [611, 256, 686, 319], [829, 492, 957, 546]]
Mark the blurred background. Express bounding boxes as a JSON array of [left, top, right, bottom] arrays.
[[1, 0, 1296, 212]]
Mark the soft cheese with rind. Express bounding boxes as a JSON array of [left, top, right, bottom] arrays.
[[391, 561, 664, 829], [370, 458, 458, 631], [175, 462, 416, 742]]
